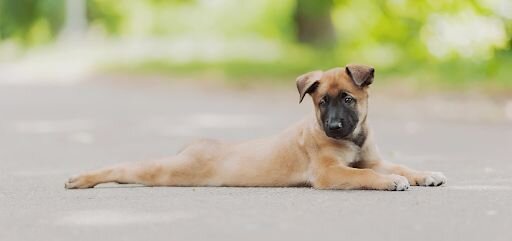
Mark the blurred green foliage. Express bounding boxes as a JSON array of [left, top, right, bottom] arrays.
[[1, 0, 511, 90], [0, 0, 64, 44], [86, 0, 124, 35], [0, 0, 125, 43]]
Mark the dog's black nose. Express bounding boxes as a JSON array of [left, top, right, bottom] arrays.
[[327, 121, 343, 130]]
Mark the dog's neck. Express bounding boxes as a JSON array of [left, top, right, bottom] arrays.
[[346, 106, 369, 148], [345, 125, 367, 148]]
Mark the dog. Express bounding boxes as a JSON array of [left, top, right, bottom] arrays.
[[65, 64, 446, 191]]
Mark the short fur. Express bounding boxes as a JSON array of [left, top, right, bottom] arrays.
[[65, 65, 446, 191]]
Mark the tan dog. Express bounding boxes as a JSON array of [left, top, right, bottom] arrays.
[[65, 65, 446, 191]]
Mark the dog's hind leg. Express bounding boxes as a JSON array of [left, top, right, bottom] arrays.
[[64, 159, 169, 189], [65, 154, 214, 189]]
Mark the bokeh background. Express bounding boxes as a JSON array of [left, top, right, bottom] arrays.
[[1, 0, 511, 90]]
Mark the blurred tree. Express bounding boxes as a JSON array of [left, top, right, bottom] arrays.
[[0, 0, 64, 44], [86, 0, 125, 35], [293, 0, 336, 47], [60, 0, 87, 40], [0, 0, 125, 43]]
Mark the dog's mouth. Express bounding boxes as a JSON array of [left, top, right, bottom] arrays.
[[322, 120, 358, 140], [324, 129, 352, 140]]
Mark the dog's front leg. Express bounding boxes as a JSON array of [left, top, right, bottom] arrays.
[[311, 162, 410, 191], [364, 161, 447, 187], [357, 140, 447, 187]]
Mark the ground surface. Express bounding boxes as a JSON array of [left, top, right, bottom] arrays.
[[1, 76, 511, 241]]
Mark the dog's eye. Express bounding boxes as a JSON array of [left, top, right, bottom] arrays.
[[344, 96, 354, 104], [319, 97, 327, 106]]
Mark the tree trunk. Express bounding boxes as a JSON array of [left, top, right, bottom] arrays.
[[60, 0, 87, 40], [293, 0, 336, 47]]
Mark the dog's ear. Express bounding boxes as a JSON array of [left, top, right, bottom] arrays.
[[345, 64, 375, 87], [296, 70, 323, 103]]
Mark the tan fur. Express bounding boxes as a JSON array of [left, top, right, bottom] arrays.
[[65, 65, 446, 191]]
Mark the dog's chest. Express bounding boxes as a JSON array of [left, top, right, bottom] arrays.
[[330, 142, 360, 165]]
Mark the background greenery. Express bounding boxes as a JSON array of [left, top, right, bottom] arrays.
[[1, 0, 511, 91]]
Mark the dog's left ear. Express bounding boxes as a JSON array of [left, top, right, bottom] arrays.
[[345, 64, 375, 87], [296, 70, 323, 103]]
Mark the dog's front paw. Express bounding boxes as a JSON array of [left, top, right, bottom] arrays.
[[385, 174, 410, 191], [414, 172, 447, 187], [64, 175, 96, 189]]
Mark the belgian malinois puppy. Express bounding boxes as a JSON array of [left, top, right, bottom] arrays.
[[65, 64, 446, 191]]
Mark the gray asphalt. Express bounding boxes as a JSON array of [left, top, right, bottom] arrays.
[[1, 77, 511, 241]]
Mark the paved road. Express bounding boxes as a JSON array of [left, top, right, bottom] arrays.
[[1, 77, 511, 241]]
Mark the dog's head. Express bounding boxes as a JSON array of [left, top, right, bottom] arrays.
[[296, 64, 374, 142]]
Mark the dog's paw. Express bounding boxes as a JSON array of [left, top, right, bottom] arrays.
[[386, 174, 410, 191], [415, 172, 447, 187], [64, 175, 95, 189]]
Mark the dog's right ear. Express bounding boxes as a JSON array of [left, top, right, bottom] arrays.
[[296, 70, 323, 103], [345, 64, 375, 87]]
